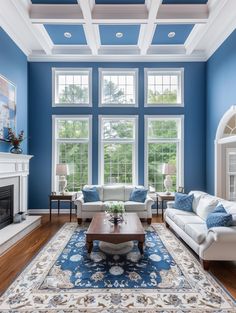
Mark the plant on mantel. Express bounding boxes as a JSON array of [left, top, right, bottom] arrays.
[[0, 128, 25, 154]]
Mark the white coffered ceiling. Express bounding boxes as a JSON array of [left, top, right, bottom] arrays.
[[0, 0, 236, 62]]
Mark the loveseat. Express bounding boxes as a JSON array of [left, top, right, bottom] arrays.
[[74, 185, 154, 224], [165, 190, 236, 270]]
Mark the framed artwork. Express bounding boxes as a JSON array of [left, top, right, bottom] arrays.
[[0, 74, 16, 139], [178, 186, 184, 193]]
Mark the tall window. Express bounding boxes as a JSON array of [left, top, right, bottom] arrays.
[[145, 116, 183, 191], [99, 69, 138, 107], [52, 116, 92, 192], [99, 116, 138, 184], [226, 149, 236, 201], [145, 68, 183, 107], [52, 68, 92, 106]]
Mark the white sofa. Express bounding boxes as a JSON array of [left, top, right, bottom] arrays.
[[74, 185, 154, 224], [165, 190, 236, 270]]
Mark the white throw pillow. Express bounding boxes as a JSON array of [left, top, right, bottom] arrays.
[[103, 185, 125, 201], [195, 195, 219, 220], [188, 191, 207, 213]]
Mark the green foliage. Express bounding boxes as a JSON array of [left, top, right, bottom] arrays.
[[148, 89, 177, 104], [59, 85, 88, 104], [58, 120, 89, 139], [103, 120, 133, 139], [103, 80, 125, 104]]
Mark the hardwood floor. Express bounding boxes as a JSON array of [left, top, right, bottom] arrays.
[[0, 214, 236, 299]]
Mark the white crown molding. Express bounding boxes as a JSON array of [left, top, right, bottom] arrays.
[[27, 52, 207, 63]]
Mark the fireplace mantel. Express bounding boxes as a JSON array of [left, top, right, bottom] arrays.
[[0, 152, 33, 213]]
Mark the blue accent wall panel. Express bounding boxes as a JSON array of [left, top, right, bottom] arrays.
[[206, 29, 236, 194], [28, 61, 206, 209], [0, 28, 28, 154], [99, 25, 140, 45], [152, 24, 194, 45]]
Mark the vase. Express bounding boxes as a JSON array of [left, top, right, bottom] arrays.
[[113, 213, 118, 225], [10, 145, 22, 154]]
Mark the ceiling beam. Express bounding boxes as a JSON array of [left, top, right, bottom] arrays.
[[79, 0, 99, 55], [139, 0, 162, 55], [30, 4, 84, 24], [156, 4, 209, 24], [92, 4, 148, 22], [185, 0, 228, 55]]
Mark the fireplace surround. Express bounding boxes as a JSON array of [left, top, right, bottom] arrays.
[[0, 185, 14, 230]]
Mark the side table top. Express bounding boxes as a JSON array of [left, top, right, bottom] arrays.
[[156, 192, 175, 200], [49, 193, 74, 200]]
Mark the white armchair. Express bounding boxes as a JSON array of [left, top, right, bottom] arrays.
[[74, 185, 154, 224]]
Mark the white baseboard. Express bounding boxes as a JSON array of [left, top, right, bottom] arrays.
[[28, 209, 77, 214]]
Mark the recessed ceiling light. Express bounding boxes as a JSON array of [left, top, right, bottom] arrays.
[[64, 32, 72, 39], [116, 32, 123, 38], [168, 31, 176, 38]]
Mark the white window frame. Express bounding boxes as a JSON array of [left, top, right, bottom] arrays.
[[144, 115, 184, 191], [226, 148, 236, 201], [144, 68, 184, 107], [52, 115, 92, 193], [98, 115, 138, 185], [52, 68, 92, 107], [99, 68, 138, 107]]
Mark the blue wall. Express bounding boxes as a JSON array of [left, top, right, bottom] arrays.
[[0, 28, 28, 153], [206, 29, 236, 194], [28, 61, 206, 209]]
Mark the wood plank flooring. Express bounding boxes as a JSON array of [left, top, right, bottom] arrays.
[[0, 214, 236, 299]]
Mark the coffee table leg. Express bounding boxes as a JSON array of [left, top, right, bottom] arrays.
[[87, 240, 93, 253], [138, 241, 144, 255]]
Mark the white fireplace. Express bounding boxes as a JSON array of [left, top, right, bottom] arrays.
[[0, 152, 41, 255]]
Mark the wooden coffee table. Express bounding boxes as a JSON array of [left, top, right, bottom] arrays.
[[86, 212, 145, 254]]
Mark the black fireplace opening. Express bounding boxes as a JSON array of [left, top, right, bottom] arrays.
[[0, 185, 14, 230]]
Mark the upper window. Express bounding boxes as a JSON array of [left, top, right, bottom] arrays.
[[145, 68, 184, 107], [52, 116, 92, 193], [223, 114, 236, 137], [99, 68, 138, 107], [99, 116, 138, 185], [145, 116, 183, 192], [52, 68, 92, 107]]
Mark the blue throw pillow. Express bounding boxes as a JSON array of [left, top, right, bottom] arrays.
[[129, 187, 148, 203], [82, 187, 100, 203], [206, 212, 233, 229], [174, 193, 194, 212], [206, 204, 233, 229]]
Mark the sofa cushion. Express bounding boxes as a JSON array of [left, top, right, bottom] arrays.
[[82, 201, 104, 212], [82, 187, 100, 203], [219, 200, 236, 215], [129, 187, 148, 203], [174, 193, 194, 212], [206, 212, 233, 229], [103, 185, 125, 201], [185, 223, 207, 244], [125, 186, 134, 201], [165, 208, 196, 221], [188, 191, 207, 213], [124, 201, 146, 211], [83, 185, 103, 201], [195, 195, 219, 220], [173, 214, 205, 231]]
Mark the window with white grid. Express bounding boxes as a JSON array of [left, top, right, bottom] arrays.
[[99, 69, 138, 107], [226, 149, 236, 201], [99, 116, 138, 185], [145, 68, 184, 106], [52, 116, 92, 192], [145, 117, 183, 192], [53, 68, 92, 106]]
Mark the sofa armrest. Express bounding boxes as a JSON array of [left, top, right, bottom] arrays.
[[167, 201, 175, 209], [207, 226, 236, 243], [145, 195, 154, 218], [74, 195, 84, 217]]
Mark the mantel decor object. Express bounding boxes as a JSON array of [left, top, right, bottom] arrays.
[[106, 201, 125, 225], [7, 128, 24, 154]]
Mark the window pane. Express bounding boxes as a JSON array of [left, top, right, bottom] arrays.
[[58, 143, 88, 192], [57, 119, 89, 139], [102, 119, 134, 139], [146, 71, 181, 105], [148, 120, 178, 139], [104, 143, 133, 184], [148, 143, 177, 192], [55, 70, 90, 105], [101, 71, 136, 105]]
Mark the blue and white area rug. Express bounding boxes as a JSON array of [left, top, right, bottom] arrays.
[[0, 223, 235, 312]]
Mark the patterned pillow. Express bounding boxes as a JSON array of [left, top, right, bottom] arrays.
[[129, 187, 148, 203], [206, 204, 233, 229], [174, 193, 194, 212], [82, 187, 100, 203]]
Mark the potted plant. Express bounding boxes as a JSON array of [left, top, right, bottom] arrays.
[[7, 128, 24, 154], [106, 201, 125, 224]]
